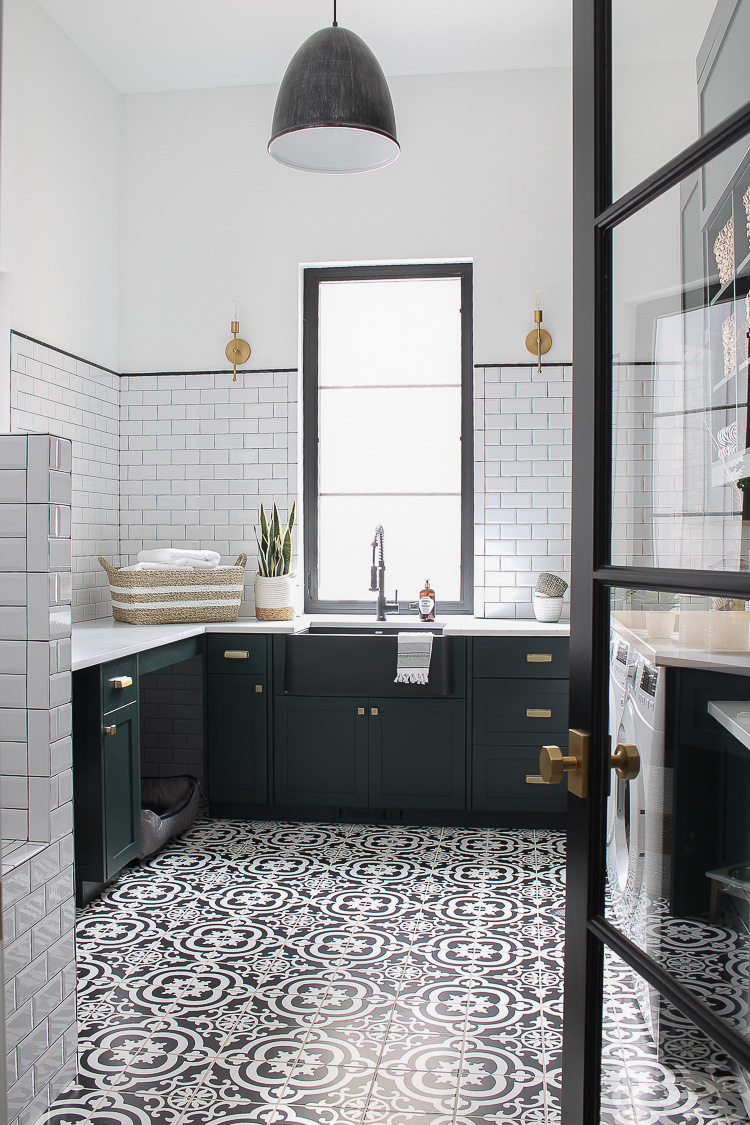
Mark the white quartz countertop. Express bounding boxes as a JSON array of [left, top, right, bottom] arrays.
[[71, 615, 570, 671], [612, 623, 750, 677], [708, 701, 750, 751]]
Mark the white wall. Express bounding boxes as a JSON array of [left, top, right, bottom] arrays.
[[0, 0, 122, 371], [119, 68, 572, 373]]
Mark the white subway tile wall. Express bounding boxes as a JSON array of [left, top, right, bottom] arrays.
[[140, 658, 204, 783], [0, 433, 77, 1125], [119, 371, 298, 617], [474, 365, 572, 619], [10, 335, 119, 623]]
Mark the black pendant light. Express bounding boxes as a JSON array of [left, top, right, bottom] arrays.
[[268, 1, 399, 175]]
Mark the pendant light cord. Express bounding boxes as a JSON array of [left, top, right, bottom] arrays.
[[332, 0, 338, 26]]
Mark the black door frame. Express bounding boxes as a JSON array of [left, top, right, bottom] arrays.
[[565, 1, 750, 1121]]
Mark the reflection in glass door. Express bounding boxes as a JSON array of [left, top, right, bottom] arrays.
[[605, 594, 750, 1122], [565, 0, 750, 1120]]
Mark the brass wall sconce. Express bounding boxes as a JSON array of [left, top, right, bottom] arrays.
[[226, 302, 251, 382], [525, 296, 552, 374]]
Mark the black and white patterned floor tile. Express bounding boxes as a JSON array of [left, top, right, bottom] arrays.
[[41, 820, 748, 1125]]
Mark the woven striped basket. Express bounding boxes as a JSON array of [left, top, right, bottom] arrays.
[[99, 555, 247, 625]]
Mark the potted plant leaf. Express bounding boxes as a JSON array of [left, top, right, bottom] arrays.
[[254, 500, 296, 620]]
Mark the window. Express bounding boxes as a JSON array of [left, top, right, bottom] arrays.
[[303, 263, 473, 613]]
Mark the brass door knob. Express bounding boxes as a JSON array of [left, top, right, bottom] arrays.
[[538, 744, 579, 784], [525, 730, 590, 798], [611, 742, 640, 780]]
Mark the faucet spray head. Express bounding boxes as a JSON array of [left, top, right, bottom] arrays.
[[369, 566, 379, 592]]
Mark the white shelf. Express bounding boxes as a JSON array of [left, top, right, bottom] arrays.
[[708, 700, 750, 751]]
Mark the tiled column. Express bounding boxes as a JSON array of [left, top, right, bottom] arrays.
[[0, 434, 77, 1125]]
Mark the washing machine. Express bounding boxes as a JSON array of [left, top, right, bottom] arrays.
[[606, 639, 669, 1041], [609, 629, 631, 741]]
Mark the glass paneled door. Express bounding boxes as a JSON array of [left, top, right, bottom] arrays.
[[558, 0, 750, 1121]]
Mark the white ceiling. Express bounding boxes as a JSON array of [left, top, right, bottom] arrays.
[[35, 0, 574, 94], [34, 0, 715, 97]]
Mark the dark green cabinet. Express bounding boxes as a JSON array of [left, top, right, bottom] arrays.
[[274, 696, 369, 806], [470, 637, 569, 816], [102, 702, 141, 875], [207, 673, 268, 805], [73, 657, 142, 904], [274, 695, 465, 811], [369, 698, 465, 809]]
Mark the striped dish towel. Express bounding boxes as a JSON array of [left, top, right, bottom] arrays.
[[394, 632, 434, 685]]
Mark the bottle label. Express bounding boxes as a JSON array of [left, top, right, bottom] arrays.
[[419, 595, 435, 614]]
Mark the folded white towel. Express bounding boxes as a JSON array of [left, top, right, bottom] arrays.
[[137, 549, 221, 570], [394, 632, 433, 685], [120, 559, 195, 572]]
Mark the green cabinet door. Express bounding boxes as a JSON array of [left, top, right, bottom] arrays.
[[102, 701, 141, 879], [274, 696, 369, 806], [207, 673, 268, 804], [368, 698, 466, 809]]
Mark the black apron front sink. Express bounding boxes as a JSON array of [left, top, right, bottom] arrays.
[[283, 633, 454, 697]]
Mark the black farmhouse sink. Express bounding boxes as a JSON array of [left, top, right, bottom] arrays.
[[283, 632, 454, 697]]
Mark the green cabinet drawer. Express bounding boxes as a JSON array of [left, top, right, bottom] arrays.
[[207, 673, 268, 804], [472, 737, 567, 812], [473, 636, 569, 679], [206, 634, 267, 675], [274, 696, 369, 806], [473, 678, 568, 739], [369, 698, 466, 810], [101, 655, 138, 714]]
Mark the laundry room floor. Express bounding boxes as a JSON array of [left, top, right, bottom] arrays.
[[40, 820, 746, 1125]]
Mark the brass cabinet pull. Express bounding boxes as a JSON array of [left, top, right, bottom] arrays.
[[527, 653, 552, 663], [104, 725, 117, 735], [112, 676, 133, 690], [255, 684, 263, 693], [224, 650, 249, 660], [357, 707, 365, 716], [371, 707, 379, 716], [527, 708, 552, 719]]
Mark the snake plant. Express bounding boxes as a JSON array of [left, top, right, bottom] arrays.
[[255, 500, 295, 577]]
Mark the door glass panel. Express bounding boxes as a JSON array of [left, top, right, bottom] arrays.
[[607, 590, 750, 1050], [601, 946, 749, 1122], [611, 139, 750, 571], [612, 0, 750, 199]]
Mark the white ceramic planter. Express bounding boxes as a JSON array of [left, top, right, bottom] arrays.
[[533, 593, 563, 623], [254, 573, 295, 621]]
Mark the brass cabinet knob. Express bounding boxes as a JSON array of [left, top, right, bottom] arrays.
[[112, 676, 133, 689], [611, 742, 640, 781], [255, 684, 263, 693], [104, 725, 117, 735], [357, 707, 365, 716], [371, 707, 379, 716]]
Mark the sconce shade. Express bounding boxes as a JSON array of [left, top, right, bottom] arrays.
[[268, 26, 399, 174]]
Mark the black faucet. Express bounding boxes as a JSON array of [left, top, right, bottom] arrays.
[[369, 525, 399, 621]]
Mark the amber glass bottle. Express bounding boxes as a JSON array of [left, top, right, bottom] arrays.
[[418, 579, 436, 621]]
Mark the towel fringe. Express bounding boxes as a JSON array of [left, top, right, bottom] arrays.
[[394, 672, 430, 684]]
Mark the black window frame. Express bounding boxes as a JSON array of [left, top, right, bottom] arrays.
[[302, 261, 474, 615]]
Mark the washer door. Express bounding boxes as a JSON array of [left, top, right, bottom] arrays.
[[606, 695, 646, 936]]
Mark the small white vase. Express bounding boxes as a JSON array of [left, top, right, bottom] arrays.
[[254, 573, 295, 621], [533, 593, 563, 623]]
